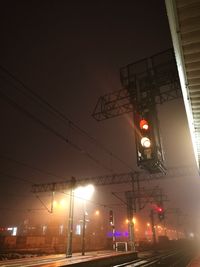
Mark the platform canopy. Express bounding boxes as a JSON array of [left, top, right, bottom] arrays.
[[165, 0, 200, 171]]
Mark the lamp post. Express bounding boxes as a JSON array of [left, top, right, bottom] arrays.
[[150, 209, 156, 246], [66, 186, 75, 258], [66, 177, 76, 258], [82, 202, 87, 256], [75, 184, 94, 256]]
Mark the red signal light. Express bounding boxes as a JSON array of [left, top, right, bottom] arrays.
[[158, 207, 163, 213], [140, 119, 149, 130], [156, 206, 165, 221], [155, 206, 164, 213]]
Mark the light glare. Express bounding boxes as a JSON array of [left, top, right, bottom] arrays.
[[141, 137, 151, 148], [75, 184, 94, 200]]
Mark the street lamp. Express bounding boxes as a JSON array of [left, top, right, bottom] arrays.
[[75, 184, 95, 201], [75, 184, 95, 256], [66, 187, 75, 258]]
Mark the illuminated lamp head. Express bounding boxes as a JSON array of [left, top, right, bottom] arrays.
[[140, 119, 149, 130], [141, 137, 151, 148]]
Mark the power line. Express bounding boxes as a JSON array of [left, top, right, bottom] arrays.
[[0, 90, 112, 172], [0, 154, 66, 180], [0, 192, 33, 198], [0, 65, 136, 172], [59, 190, 116, 210], [0, 190, 123, 214], [0, 207, 46, 212], [0, 170, 124, 211], [0, 191, 51, 199], [0, 171, 33, 184]]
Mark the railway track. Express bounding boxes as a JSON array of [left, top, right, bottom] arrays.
[[114, 249, 194, 267], [0, 249, 195, 267]]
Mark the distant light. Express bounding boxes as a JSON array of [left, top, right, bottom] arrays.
[[190, 232, 194, 238], [60, 199, 67, 207], [147, 223, 150, 227], [76, 224, 81, 235], [115, 231, 122, 237], [141, 137, 151, 148], [124, 231, 129, 237], [53, 200, 57, 207], [132, 217, 136, 224], [42, 225, 47, 235], [12, 227, 17, 236], [59, 225, 64, 235], [95, 210, 100, 216]]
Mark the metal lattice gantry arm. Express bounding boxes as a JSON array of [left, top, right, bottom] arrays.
[[127, 188, 168, 212], [31, 165, 196, 193], [31, 172, 137, 193], [92, 84, 182, 122], [92, 88, 134, 121], [124, 187, 168, 202], [92, 49, 182, 122]]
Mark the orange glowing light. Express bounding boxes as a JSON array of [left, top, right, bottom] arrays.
[[132, 217, 136, 224], [53, 200, 57, 207], [140, 119, 149, 130], [95, 210, 100, 216], [60, 199, 66, 207]]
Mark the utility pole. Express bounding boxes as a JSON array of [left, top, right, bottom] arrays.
[[81, 210, 86, 255], [109, 210, 116, 250], [81, 201, 89, 256], [66, 177, 76, 258], [175, 208, 180, 240], [112, 212, 116, 250], [150, 209, 156, 246], [125, 191, 135, 251]]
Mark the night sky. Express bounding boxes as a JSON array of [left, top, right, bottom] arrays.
[[0, 1, 199, 236]]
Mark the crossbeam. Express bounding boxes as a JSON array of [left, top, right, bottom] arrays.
[[92, 48, 182, 121], [31, 165, 195, 193]]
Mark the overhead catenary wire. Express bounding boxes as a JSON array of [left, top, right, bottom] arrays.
[[0, 207, 47, 212], [0, 169, 124, 212], [59, 190, 124, 210], [0, 170, 33, 184], [0, 65, 136, 173], [0, 154, 67, 180], [0, 191, 50, 198], [0, 189, 124, 214], [0, 90, 112, 173]]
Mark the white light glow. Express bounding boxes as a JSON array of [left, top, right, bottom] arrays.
[[12, 227, 17, 236], [76, 224, 81, 235], [75, 184, 95, 200], [141, 137, 151, 148], [190, 232, 194, 238]]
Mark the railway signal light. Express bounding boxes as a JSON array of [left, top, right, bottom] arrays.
[[109, 210, 114, 225], [140, 119, 151, 148], [141, 136, 151, 148], [140, 119, 149, 131], [138, 117, 153, 156], [133, 106, 166, 174], [156, 206, 165, 221]]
